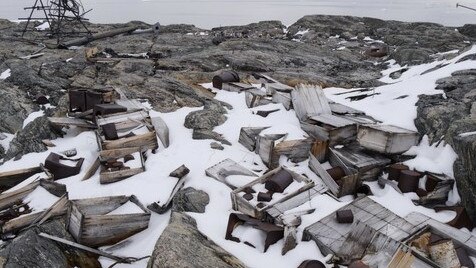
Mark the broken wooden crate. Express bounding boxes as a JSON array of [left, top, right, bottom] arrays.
[[303, 196, 476, 266], [222, 82, 256, 93], [301, 114, 357, 146], [308, 152, 360, 198], [95, 110, 159, 151], [98, 147, 146, 184], [331, 145, 391, 181], [0, 179, 68, 234], [0, 166, 43, 192], [231, 166, 315, 222], [357, 124, 419, 154], [255, 132, 313, 169], [67, 195, 150, 247]]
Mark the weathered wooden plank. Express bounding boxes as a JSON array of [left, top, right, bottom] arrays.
[[222, 82, 255, 92], [0, 181, 40, 210], [337, 221, 378, 264], [272, 91, 292, 110], [99, 147, 142, 161], [309, 114, 356, 128], [238, 127, 269, 151], [245, 89, 272, 108], [39, 233, 132, 263], [82, 157, 100, 181], [309, 153, 339, 196], [96, 110, 149, 126], [0, 166, 42, 191], [291, 84, 331, 122], [329, 102, 364, 115], [256, 134, 283, 169], [150, 115, 170, 148], [72, 196, 130, 215], [102, 131, 158, 151], [331, 146, 390, 181], [48, 117, 96, 129], [100, 167, 145, 184]]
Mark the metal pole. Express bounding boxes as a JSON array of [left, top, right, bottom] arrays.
[[457, 3, 476, 12]]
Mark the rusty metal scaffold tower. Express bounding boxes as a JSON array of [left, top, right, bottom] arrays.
[[20, 0, 92, 44]]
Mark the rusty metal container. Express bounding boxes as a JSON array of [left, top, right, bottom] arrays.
[[398, 170, 421, 193], [102, 123, 118, 140], [69, 89, 87, 112], [298, 260, 325, 268], [94, 104, 127, 117], [326, 166, 345, 182], [257, 192, 273, 202], [387, 163, 409, 181], [336, 209, 354, 224], [425, 174, 441, 192], [212, 70, 240, 89], [265, 169, 293, 193], [85, 91, 103, 111], [348, 260, 370, 268]]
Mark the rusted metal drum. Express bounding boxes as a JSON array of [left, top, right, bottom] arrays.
[[336, 209, 354, 224], [387, 163, 409, 181], [265, 169, 293, 193], [356, 184, 372, 196], [398, 170, 421, 193], [212, 70, 240, 89], [326, 166, 345, 182], [243, 193, 253, 201], [257, 192, 273, 202], [297, 260, 325, 268], [425, 174, 441, 192]]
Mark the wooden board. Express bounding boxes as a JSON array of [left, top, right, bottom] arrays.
[[329, 102, 364, 115], [150, 115, 170, 148], [238, 127, 269, 151], [245, 89, 272, 108], [48, 117, 96, 129], [291, 84, 331, 122], [272, 91, 292, 110], [0, 166, 42, 192], [102, 131, 158, 151]]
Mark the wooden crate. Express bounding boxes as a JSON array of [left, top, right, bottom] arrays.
[[99, 147, 146, 184], [67, 195, 150, 247], [231, 167, 314, 222], [302, 114, 357, 146], [357, 124, 419, 154], [255, 133, 313, 169]]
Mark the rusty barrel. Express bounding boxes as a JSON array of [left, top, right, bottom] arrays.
[[387, 163, 409, 181], [398, 170, 421, 193], [326, 166, 345, 182], [257, 192, 273, 202], [265, 169, 293, 193], [298, 260, 325, 268], [349, 260, 370, 268], [336, 209, 354, 224], [212, 70, 240, 89]]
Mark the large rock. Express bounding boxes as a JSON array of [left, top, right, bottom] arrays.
[[453, 133, 476, 223], [5, 116, 63, 161], [0, 84, 34, 134], [172, 187, 210, 213], [0, 218, 100, 268], [147, 212, 245, 268], [184, 102, 227, 130]]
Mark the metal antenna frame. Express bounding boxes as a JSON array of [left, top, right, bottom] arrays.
[[20, 0, 93, 45]]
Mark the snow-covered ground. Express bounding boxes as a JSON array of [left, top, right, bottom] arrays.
[[0, 46, 475, 267]]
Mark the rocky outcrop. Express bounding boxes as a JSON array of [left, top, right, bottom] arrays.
[[5, 116, 63, 161], [147, 212, 245, 268], [172, 187, 210, 213], [0, 218, 100, 268], [0, 84, 34, 134], [415, 66, 476, 222]]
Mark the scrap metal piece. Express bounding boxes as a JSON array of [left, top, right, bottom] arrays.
[[397, 170, 421, 193], [93, 104, 127, 117], [169, 165, 190, 179], [225, 213, 284, 252], [102, 123, 119, 140], [256, 109, 280, 118], [257, 192, 273, 202], [44, 152, 84, 180], [336, 209, 354, 223], [434, 206, 474, 230], [387, 163, 409, 181], [415, 180, 454, 208]]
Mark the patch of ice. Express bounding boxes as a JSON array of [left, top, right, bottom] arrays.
[[35, 22, 50, 31]]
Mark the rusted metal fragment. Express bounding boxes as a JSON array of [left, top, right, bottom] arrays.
[[44, 152, 84, 180], [264, 169, 293, 193], [387, 163, 409, 181], [225, 213, 284, 252], [397, 170, 421, 193], [336, 209, 354, 224]]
